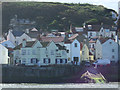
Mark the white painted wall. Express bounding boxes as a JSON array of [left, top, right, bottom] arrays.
[[0, 44, 9, 64], [102, 39, 118, 62], [14, 41, 68, 66], [71, 39, 80, 65], [7, 30, 16, 45]]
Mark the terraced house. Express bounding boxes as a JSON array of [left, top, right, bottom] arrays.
[[13, 39, 68, 66]]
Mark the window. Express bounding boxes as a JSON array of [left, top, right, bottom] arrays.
[[22, 58, 26, 64], [67, 50, 69, 53], [112, 55, 115, 59], [73, 57, 79, 62], [89, 57, 91, 60], [65, 59, 67, 63], [28, 50, 30, 55], [112, 49, 114, 52], [62, 51, 66, 55], [15, 41, 18, 45], [55, 59, 57, 64], [32, 50, 36, 55], [93, 44, 94, 48], [22, 50, 26, 55], [48, 59, 50, 63], [31, 58, 37, 64], [90, 32, 92, 36], [109, 42, 112, 44], [55, 59, 61, 64], [60, 59, 63, 63], [43, 59, 45, 63], [82, 51, 84, 55], [75, 43, 77, 47], [51, 50, 54, 55], [37, 47, 41, 48], [43, 58, 50, 64]]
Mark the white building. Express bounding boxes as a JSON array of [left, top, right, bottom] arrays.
[[99, 27, 117, 38], [0, 44, 9, 64], [64, 39, 80, 65], [7, 29, 38, 46], [13, 40, 68, 66], [95, 38, 118, 63]]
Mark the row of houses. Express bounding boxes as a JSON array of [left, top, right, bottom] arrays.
[[0, 23, 120, 66]]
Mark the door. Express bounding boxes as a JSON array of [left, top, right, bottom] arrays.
[[73, 57, 79, 65]]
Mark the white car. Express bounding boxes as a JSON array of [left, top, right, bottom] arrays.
[[93, 59, 110, 67]]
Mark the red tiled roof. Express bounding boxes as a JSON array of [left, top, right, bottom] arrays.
[[99, 38, 110, 44], [7, 48, 13, 51], [41, 36, 64, 42], [89, 40, 96, 43], [68, 34, 79, 40]]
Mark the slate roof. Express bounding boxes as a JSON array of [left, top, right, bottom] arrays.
[[14, 41, 66, 50], [98, 38, 110, 44], [26, 31, 40, 38], [64, 40, 73, 44], [40, 42, 49, 47], [68, 34, 79, 40], [56, 44, 66, 50], [12, 30, 24, 37], [14, 41, 35, 50]]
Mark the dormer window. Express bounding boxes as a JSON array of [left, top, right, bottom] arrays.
[[75, 43, 77, 47], [112, 49, 114, 52], [67, 50, 69, 53], [22, 50, 26, 55], [109, 42, 112, 44], [32, 50, 36, 55], [90, 32, 92, 36], [37, 47, 41, 48], [88, 25, 92, 30]]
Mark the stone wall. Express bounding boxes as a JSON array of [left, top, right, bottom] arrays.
[[2, 65, 82, 83]]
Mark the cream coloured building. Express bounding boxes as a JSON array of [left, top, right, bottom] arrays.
[[13, 40, 68, 66], [81, 44, 89, 62]]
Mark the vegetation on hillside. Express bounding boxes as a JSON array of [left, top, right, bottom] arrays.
[[2, 2, 116, 32]]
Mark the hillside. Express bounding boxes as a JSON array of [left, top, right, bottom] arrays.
[[2, 2, 117, 32]]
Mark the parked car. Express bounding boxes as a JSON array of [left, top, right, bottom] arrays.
[[85, 61, 91, 67], [92, 59, 110, 67]]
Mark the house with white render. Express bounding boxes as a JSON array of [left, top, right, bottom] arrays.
[[0, 44, 9, 64], [95, 38, 118, 63], [13, 39, 68, 66], [64, 39, 80, 65]]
